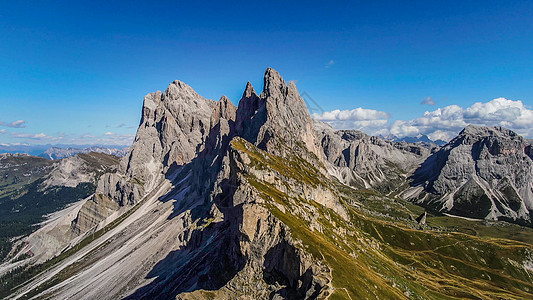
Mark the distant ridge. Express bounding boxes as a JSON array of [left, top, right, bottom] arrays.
[[379, 133, 447, 146], [39, 146, 129, 160], [0, 144, 130, 157]]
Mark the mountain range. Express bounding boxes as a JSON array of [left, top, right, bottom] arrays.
[[0, 145, 129, 158], [379, 133, 447, 146], [39, 146, 129, 160], [1, 68, 532, 299]]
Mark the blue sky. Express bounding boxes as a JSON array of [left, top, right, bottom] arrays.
[[1, 0, 532, 145]]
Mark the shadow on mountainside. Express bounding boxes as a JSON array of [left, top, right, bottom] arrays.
[[124, 119, 248, 299], [408, 147, 451, 192], [123, 166, 246, 299], [122, 213, 244, 300]]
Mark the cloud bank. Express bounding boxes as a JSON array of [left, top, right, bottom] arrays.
[[312, 98, 533, 141], [312, 107, 391, 135], [11, 132, 63, 141]]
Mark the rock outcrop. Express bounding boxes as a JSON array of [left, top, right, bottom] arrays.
[[71, 81, 219, 232], [62, 68, 334, 299], [236, 68, 323, 165], [404, 125, 533, 224]]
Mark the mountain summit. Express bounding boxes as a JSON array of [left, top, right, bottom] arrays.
[[3, 69, 533, 299]]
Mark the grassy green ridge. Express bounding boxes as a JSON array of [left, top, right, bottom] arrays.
[[231, 137, 533, 299]]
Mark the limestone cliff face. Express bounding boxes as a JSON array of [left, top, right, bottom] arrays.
[[405, 125, 533, 224], [116, 81, 217, 203], [72, 81, 219, 233]]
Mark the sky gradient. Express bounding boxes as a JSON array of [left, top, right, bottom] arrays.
[[1, 1, 532, 145]]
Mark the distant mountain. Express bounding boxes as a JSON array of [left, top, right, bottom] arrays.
[[316, 122, 436, 193], [0, 144, 51, 156], [397, 135, 447, 146], [403, 125, 533, 225], [39, 146, 129, 160]]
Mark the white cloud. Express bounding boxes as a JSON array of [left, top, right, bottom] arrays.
[[104, 132, 114, 136], [463, 98, 533, 129], [312, 108, 390, 133], [0, 129, 6, 135], [421, 96, 436, 105], [313, 108, 390, 122], [10, 132, 63, 141], [0, 120, 27, 128], [313, 98, 533, 141], [325, 60, 335, 68]]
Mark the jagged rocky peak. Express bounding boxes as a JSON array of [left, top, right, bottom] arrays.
[[234, 81, 264, 143], [121, 79, 217, 184], [261, 67, 289, 98], [244, 81, 256, 97], [236, 68, 323, 163], [406, 125, 533, 224], [204, 95, 237, 160], [452, 125, 522, 148], [74, 67, 324, 232], [72, 80, 220, 232]]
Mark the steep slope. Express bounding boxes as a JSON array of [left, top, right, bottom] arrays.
[[3, 69, 533, 300], [404, 125, 533, 225], [71, 81, 218, 235]]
